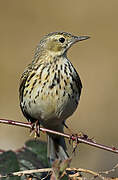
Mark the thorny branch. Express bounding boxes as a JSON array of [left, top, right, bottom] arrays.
[[0, 118, 118, 179], [0, 118, 118, 154]]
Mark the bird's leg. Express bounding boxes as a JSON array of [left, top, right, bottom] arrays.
[[63, 122, 90, 153], [63, 122, 79, 153], [35, 120, 40, 137], [63, 122, 88, 139], [30, 120, 40, 138], [63, 122, 74, 135], [30, 123, 35, 136]]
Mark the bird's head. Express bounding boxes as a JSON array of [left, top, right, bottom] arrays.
[[38, 32, 90, 57]]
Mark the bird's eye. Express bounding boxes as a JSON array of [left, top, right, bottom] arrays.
[[59, 37, 65, 43]]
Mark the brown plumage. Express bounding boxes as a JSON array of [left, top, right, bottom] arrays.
[[19, 32, 89, 165]]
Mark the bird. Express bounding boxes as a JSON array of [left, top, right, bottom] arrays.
[[19, 32, 89, 165]]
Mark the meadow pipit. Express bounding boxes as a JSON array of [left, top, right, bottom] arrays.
[[19, 32, 89, 164]]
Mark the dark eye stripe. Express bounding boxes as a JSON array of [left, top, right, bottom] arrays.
[[59, 37, 65, 43]]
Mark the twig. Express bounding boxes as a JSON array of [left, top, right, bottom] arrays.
[[99, 163, 118, 175], [0, 118, 118, 155], [0, 167, 111, 179], [67, 168, 104, 179], [0, 168, 52, 178]]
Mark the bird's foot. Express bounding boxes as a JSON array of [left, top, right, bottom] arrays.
[[30, 120, 40, 138], [63, 122, 75, 135], [69, 132, 90, 154]]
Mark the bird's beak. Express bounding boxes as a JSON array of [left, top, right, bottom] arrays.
[[67, 35, 90, 49], [69, 36, 90, 47], [74, 36, 90, 42]]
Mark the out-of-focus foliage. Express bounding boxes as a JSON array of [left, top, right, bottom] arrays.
[[0, 140, 49, 180]]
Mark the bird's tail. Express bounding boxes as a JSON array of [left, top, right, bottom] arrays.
[[47, 134, 69, 165]]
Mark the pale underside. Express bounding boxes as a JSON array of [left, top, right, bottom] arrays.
[[21, 56, 81, 131]]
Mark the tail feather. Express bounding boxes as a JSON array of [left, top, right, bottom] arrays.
[[47, 135, 69, 165]]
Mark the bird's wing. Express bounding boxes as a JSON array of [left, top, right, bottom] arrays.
[[19, 69, 29, 102], [71, 63, 82, 96], [19, 67, 36, 122], [76, 72, 82, 95]]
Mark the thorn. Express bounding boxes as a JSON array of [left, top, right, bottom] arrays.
[[112, 146, 116, 151]]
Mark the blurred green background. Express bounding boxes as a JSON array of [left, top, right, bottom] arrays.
[[0, 0, 118, 174]]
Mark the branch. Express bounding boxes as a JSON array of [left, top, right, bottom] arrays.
[[0, 166, 117, 179], [0, 118, 118, 154], [0, 168, 52, 178]]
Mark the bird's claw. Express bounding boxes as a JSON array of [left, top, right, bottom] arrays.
[[30, 120, 40, 138], [69, 132, 92, 154]]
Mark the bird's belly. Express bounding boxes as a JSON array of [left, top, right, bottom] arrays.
[[22, 83, 79, 126], [21, 59, 81, 127]]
